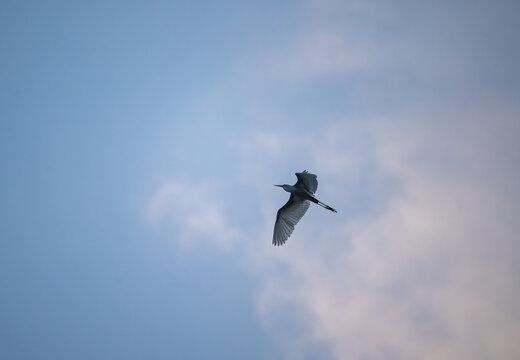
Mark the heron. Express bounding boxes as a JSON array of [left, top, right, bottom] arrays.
[[273, 170, 337, 246]]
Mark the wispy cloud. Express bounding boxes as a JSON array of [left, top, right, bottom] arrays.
[[256, 30, 370, 82], [252, 109, 520, 360], [143, 1, 520, 358], [145, 181, 241, 250]]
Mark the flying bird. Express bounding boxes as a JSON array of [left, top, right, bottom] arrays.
[[273, 170, 337, 246]]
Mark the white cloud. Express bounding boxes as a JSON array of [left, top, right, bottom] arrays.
[[145, 181, 240, 250], [143, 1, 520, 358], [250, 107, 520, 360], [258, 30, 370, 82], [150, 110, 519, 359], [145, 117, 520, 359]]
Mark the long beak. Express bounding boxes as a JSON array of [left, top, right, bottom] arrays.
[[274, 184, 283, 187]]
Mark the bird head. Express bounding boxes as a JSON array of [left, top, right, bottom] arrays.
[[274, 184, 291, 192]]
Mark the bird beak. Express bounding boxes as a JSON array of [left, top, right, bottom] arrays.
[[274, 184, 283, 187]]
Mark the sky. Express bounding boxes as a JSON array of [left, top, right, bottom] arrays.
[[1, 1, 519, 359]]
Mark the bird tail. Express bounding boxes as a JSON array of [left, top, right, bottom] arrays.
[[309, 197, 337, 213]]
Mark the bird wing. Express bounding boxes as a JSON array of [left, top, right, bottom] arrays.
[[273, 194, 310, 246], [295, 170, 318, 194]]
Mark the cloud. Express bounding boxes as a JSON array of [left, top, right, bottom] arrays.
[[143, 1, 520, 358], [253, 108, 520, 360], [146, 104, 520, 359], [145, 181, 241, 250], [256, 30, 370, 82]]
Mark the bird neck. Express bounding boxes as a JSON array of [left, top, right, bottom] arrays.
[[282, 184, 295, 192]]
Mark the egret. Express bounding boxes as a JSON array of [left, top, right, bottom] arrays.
[[273, 170, 337, 246]]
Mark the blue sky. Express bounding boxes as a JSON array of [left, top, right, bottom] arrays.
[[1, 1, 519, 359]]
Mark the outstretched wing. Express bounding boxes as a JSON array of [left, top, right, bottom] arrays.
[[273, 194, 310, 246], [295, 170, 318, 194]]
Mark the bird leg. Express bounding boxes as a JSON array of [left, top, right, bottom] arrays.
[[308, 197, 337, 213]]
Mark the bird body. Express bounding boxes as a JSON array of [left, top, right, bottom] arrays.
[[273, 170, 337, 246]]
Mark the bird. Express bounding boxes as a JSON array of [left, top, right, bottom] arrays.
[[273, 170, 337, 246]]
